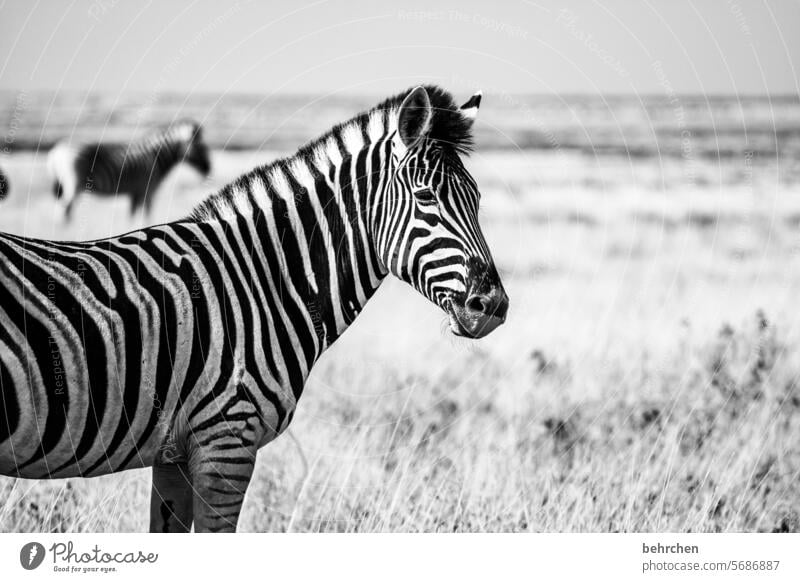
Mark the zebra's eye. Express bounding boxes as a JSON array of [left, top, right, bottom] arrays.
[[414, 188, 437, 204]]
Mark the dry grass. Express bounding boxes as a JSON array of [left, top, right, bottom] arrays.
[[0, 149, 798, 532]]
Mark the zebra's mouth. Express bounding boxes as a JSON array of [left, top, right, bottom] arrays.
[[444, 298, 471, 337], [443, 295, 507, 339]]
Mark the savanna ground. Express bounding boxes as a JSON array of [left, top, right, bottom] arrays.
[[0, 134, 799, 532]]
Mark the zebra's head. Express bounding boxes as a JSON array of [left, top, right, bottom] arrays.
[[378, 86, 508, 339], [175, 120, 212, 178]]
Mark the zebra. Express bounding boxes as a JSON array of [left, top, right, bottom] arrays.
[[0, 166, 8, 200], [0, 85, 508, 532], [47, 119, 211, 221]]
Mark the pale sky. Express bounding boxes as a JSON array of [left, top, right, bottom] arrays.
[[0, 0, 798, 96]]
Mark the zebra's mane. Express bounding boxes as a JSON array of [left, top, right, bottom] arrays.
[[161, 119, 202, 143], [190, 85, 473, 222], [299, 84, 475, 157]]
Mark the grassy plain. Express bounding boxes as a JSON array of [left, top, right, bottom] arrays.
[[0, 146, 798, 532]]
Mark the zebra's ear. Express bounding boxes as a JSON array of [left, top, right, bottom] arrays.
[[459, 91, 482, 126], [398, 86, 433, 148]]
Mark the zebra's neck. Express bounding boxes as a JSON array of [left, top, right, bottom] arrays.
[[190, 108, 403, 363]]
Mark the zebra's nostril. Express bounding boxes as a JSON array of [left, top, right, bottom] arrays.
[[466, 294, 489, 315]]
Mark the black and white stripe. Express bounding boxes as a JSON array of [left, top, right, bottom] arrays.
[[0, 85, 507, 532], [47, 120, 211, 221]]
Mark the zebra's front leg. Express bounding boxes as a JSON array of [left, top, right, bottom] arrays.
[[189, 444, 257, 533], [63, 197, 76, 222], [149, 462, 194, 533], [129, 190, 147, 220]]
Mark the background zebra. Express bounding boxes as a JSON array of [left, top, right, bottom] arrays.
[[0, 85, 507, 532], [47, 120, 211, 221], [0, 166, 8, 200]]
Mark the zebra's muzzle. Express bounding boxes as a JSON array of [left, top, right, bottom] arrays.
[[444, 288, 508, 339]]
